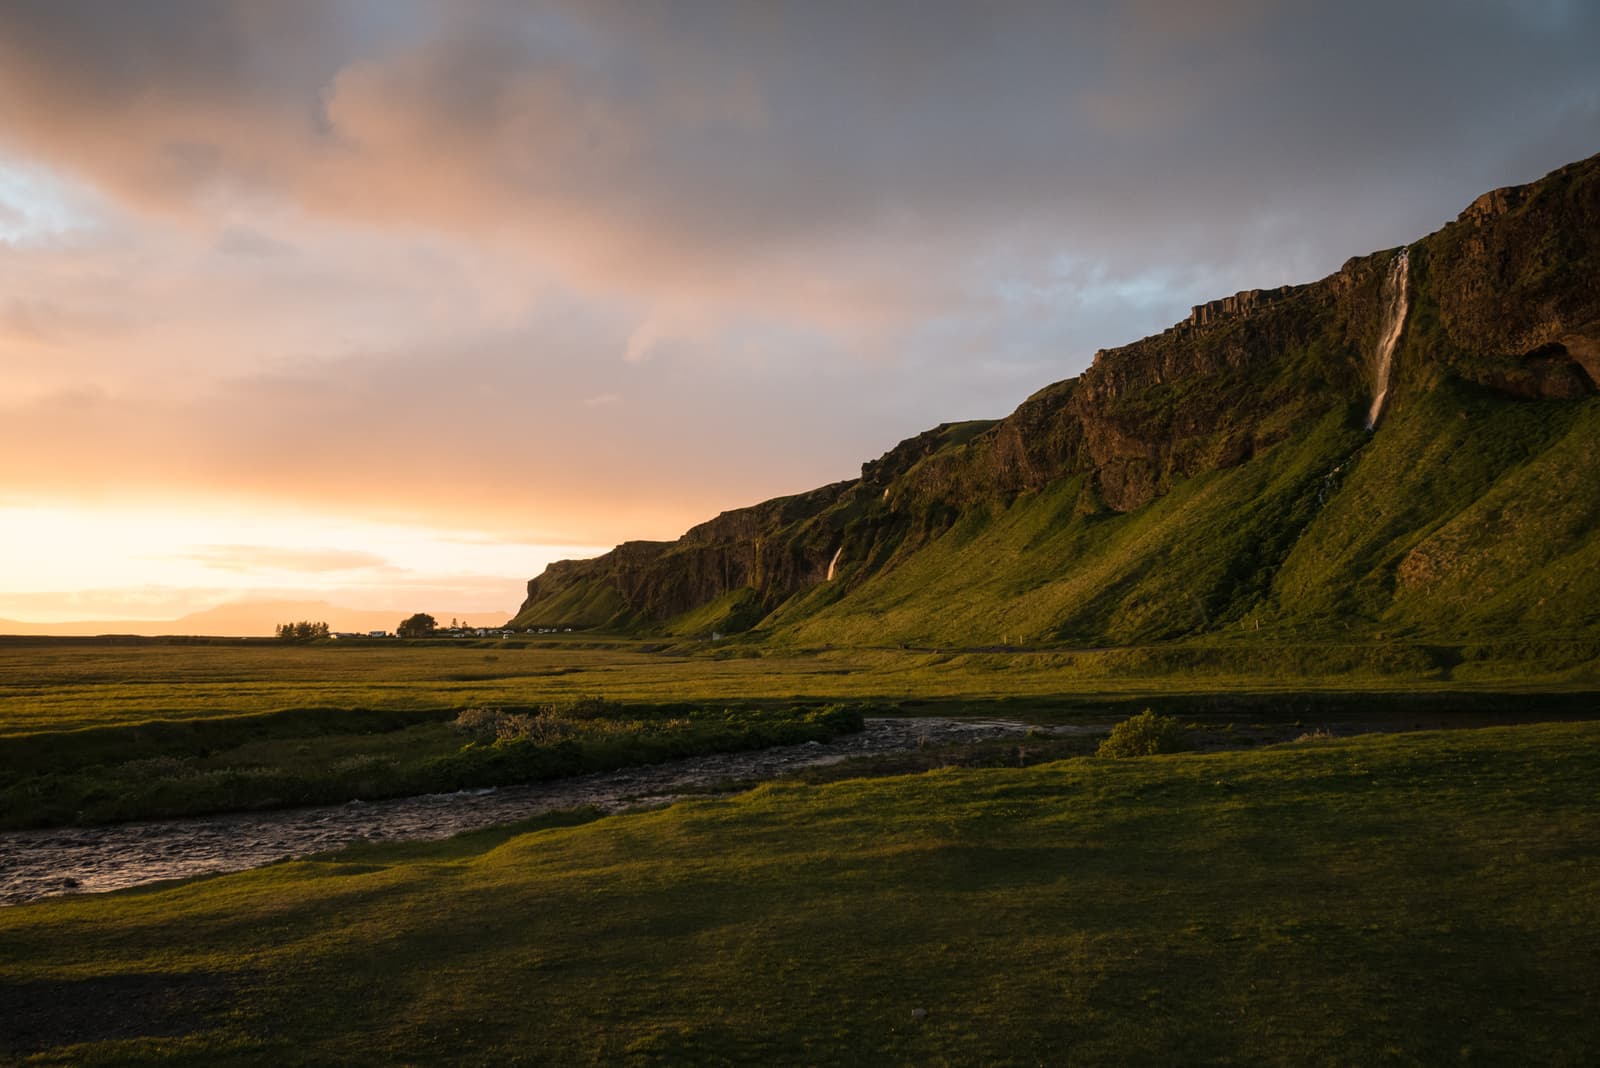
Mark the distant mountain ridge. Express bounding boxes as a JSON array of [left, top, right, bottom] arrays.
[[510, 152, 1600, 646]]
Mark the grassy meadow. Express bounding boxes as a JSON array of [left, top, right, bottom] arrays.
[[2, 635, 1595, 829], [5, 633, 1597, 738], [3, 720, 1598, 1064], [0, 637, 893, 828]]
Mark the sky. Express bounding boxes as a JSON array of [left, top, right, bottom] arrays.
[[1, 1, 1597, 634]]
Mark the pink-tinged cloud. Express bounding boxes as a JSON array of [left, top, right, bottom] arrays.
[[176, 545, 396, 574], [3, 2, 1588, 355]]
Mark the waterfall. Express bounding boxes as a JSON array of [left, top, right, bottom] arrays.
[[826, 545, 843, 581], [1366, 247, 1410, 430]]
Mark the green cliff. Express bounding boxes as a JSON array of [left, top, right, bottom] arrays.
[[510, 153, 1600, 648]]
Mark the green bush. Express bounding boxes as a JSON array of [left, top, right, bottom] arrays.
[[1096, 710, 1188, 758]]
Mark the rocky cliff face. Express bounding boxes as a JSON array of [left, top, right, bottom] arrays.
[[510, 153, 1600, 635], [1424, 159, 1600, 397], [515, 480, 853, 629]]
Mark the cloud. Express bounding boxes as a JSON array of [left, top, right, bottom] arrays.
[[0, 2, 1593, 349], [0, 586, 235, 622], [0, 0, 1597, 558], [1, 296, 127, 348], [623, 316, 669, 364], [215, 225, 293, 259], [176, 545, 396, 574]]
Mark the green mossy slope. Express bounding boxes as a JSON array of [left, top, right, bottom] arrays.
[[771, 388, 1600, 647]]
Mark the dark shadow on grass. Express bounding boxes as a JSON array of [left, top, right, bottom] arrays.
[[0, 971, 239, 1057]]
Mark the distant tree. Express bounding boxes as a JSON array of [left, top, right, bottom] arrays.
[[398, 612, 438, 638], [276, 620, 330, 642]]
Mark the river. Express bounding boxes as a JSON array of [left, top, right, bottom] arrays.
[[1, 717, 1094, 906]]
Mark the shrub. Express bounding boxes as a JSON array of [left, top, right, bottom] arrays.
[[451, 707, 504, 737], [1096, 710, 1189, 758], [451, 707, 582, 745], [805, 704, 867, 733], [496, 712, 575, 746]]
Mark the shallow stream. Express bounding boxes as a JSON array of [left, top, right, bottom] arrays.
[[1, 717, 1093, 906]]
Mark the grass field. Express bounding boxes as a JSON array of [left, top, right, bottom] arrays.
[[5, 635, 1598, 737], [3, 636, 1595, 829], [0, 653, 870, 828], [3, 720, 1597, 1064]]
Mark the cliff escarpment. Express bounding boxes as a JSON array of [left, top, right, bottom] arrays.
[[511, 153, 1600, 643]]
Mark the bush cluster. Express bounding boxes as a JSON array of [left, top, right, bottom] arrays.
[[452, 707, 575, 745], [1096, 710, 1189, 758], [451, 698, 629, 745]]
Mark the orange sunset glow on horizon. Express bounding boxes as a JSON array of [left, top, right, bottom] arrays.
[[2, 2, 1597, 634]]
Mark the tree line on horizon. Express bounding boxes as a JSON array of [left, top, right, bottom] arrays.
[[272, 614, 482, 640], [274, 620, 330, 642]]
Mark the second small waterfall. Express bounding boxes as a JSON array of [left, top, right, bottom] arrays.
[[1366, 247, 1411, 430]]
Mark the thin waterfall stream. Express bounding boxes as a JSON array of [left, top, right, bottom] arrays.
[[1366, 247, 1410, 429]]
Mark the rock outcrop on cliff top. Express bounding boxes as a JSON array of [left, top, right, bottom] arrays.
[[510, 153, 1600, 645]]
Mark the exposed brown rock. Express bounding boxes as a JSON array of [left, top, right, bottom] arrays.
[[1559, 327, 1600, 385], [1459, 185, 1525, 223], [1429, 156, 1600, 366], [1187, 284, 1299, 328], [1481, 342, 1596, 400]]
